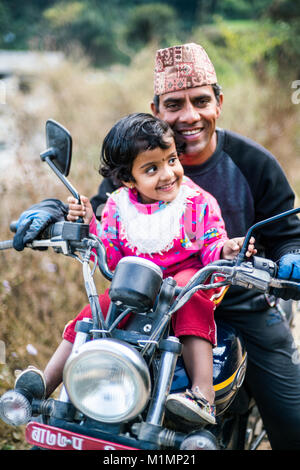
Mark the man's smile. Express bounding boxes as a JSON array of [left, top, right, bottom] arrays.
[[177, 127, 205, 140]]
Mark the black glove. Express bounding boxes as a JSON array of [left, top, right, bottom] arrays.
[[273, 253, 300, 300], [13, 199, 68, 251]]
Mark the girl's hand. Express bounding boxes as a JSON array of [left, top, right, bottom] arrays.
[[67, 195, 94, 224], [222, 236, 257, 260]]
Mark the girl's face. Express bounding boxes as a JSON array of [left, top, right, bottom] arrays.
[[124, 138, 184, 204]]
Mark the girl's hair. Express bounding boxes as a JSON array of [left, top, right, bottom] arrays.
[[100, 113, 174, 184]]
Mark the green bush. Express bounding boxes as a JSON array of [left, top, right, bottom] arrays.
[[42, 1, 128, 66], [193, 19, 289, 86], [124, 3, 179, 49]]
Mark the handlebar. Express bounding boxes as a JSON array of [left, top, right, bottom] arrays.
[[0, 240, 13, 250], [0, 220, 114, 281], [1, 220, 300, 294]]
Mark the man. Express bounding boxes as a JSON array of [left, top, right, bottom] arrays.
[[13, 43, 300, 449], [89, 43, 300, 449]]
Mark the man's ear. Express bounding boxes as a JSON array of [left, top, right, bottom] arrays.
[[216, 92, 224, 119], [150, 101, 159, 117]]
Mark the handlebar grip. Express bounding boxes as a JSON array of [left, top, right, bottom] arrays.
[[0, 240, 13, 250]]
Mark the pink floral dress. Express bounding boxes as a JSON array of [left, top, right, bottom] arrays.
[[89, 176, 228, 278], [64, 176, 229, 346]]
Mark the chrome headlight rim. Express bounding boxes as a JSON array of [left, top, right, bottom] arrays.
[[63, 338, 151, 423]]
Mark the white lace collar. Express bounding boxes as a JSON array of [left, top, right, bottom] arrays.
[[111, 182, 198, 255]]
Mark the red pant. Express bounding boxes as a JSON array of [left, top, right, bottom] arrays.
[[63, 268, 219, 346], [171, 268, 217, 345]]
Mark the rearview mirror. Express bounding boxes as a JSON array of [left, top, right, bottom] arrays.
[[40, 119, 81, 204], [44, 119, 72, 176]]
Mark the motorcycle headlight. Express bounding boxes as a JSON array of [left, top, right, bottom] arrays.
[[63, 338, 151, 423]]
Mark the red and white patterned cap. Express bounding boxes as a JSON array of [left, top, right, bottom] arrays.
[[154, 43, 217, 96]]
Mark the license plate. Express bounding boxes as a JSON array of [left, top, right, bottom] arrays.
[[26, 421, 138, 450]]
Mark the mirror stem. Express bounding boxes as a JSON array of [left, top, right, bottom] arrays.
[[41, 149, 83, 223], [41, 151, 80, 201], [236, 206, 300, 266]]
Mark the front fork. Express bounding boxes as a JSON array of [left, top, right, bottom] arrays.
[[59, 317, 93, 403], [59, 256, 105, 402], [146, 336, 182, 426], [134, 336, 184, 448]]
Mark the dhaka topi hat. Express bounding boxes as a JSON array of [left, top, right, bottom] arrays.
[[154, 43, 217, 96]]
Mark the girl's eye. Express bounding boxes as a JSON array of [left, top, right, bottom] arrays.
[[145, 165, 157, 174], [169, 157, 177, 165]]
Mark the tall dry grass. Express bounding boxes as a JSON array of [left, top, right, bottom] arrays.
[[218, 75, 300, 193], [0, 44, 299, 448], [0, 46, 156, 449]]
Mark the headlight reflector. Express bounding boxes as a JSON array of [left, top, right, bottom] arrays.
[[63, 338, 151, 423]]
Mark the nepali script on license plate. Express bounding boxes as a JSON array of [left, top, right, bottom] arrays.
[[26, 421, 138, 450]]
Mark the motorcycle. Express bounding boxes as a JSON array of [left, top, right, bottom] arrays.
[[0, 120, 299, 451]]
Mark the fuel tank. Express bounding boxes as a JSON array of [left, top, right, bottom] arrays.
[[170, 321, 247, 415]]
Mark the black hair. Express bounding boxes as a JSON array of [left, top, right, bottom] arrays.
[[152, 83, 223, 112], [100, 113, 174, 184]]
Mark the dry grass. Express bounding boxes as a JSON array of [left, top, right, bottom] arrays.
[[0, 45, 299, 449], [219, 75, 300, 192]]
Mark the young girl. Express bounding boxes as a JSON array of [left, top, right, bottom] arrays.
[[16, 113, 255, 425], [66, 113, 256, 424]]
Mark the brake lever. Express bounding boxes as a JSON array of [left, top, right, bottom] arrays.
[[229, 263, 273, 291], [231, 255, 300, 292], [29, 238, 70, 255], [269, 278, 300, 289]]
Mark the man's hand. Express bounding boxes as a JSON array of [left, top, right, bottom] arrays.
[[13, 199, 68, 251], [274, 253, 300, 300]]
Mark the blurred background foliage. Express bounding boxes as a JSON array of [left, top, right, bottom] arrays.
[[0, 0, 299, 75], [0, 0, 299, 449]]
